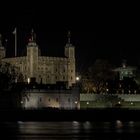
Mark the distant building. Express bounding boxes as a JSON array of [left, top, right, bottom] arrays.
[[113, 60, 136, 80], [0, 30, 76, 87]]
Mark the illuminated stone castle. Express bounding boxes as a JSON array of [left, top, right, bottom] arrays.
[[0, 30, 76, 87]]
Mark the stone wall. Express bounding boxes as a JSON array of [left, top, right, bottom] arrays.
[[22, 87, 80, 109]]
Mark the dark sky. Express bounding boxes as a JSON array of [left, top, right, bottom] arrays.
[[0, 1, 140, 73]]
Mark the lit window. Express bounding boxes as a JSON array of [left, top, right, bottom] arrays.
[[75, 101, 78, 104], [131, 102, 133, 105], [118, 101, 121, 104]]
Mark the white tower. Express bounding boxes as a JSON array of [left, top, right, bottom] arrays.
[[0, 34, 6, 60]]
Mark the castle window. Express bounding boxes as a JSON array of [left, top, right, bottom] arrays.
[[71, 70, 73, 72], [48, 98, 51, 102], [55, 76, 57, 80], [63, 69, 65, 72], [56, 98, 58, 102], [63, 76, 65, 80], [71, 76, 73, 80]]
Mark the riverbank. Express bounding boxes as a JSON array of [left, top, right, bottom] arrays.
[[1, 108, 140, 121]]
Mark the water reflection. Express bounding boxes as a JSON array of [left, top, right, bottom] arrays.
[[1, 121, 140, 139]]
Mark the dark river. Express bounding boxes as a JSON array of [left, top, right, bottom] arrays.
[[1, 121, 140, 139]]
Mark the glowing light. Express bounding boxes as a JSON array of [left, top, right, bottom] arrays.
[[75, 101, 78, 104], [118, 101, 121, 104], [87, 102, 89, 105], [27, 78, 30, 84], [131, 102, 133, 105], [76, 76, 80, 81]]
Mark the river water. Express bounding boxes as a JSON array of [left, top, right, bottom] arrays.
[[1, 121, 140, 139]]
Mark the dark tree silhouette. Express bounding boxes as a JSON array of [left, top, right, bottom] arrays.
[[81, 59, 115, 93], [0, 62, 24, 109]]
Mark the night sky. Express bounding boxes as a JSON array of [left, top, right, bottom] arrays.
[[0, 1, 140, 74]]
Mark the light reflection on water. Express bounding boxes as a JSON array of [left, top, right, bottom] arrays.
[[1, 121, 140, 139]]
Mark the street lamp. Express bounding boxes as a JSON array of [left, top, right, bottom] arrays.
[[76, 76, 80, 81]]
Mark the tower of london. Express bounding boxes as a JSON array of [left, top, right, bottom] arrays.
[[0, 30, 76, 87]]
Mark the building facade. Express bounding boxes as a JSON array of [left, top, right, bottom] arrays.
[[114, 61, 136, 80], [22, 85, 80, 109], [0, 30, 76, 87]]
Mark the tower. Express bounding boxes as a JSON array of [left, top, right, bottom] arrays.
[[0, 34, 6, 61], [26, 29, 39, 82], [65, 31, 76, 87], [65, 31, 75, 58]]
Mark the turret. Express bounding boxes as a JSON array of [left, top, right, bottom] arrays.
[[0, 34, 6, 60], [26, 29, 39, 82], [65, 31, 75, 58], [64, 31, 76, 87]]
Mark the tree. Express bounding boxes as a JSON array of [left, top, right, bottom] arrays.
[[0, 62, 24, 109], [81, 59, 115, 94]]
